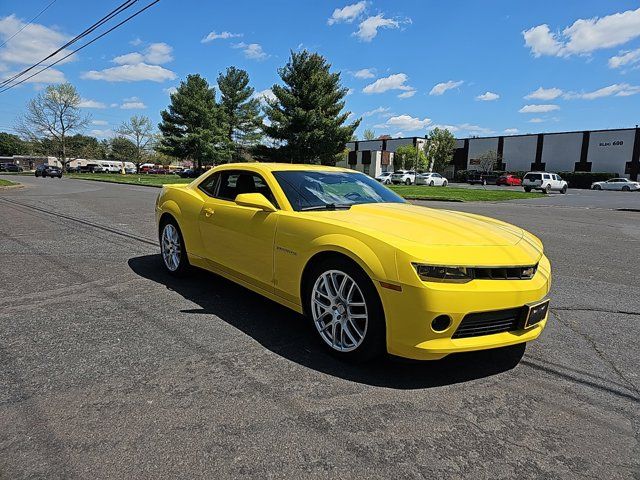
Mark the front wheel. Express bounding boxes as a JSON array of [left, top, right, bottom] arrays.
[[159, 219, 190, 276], [561, 185, 567, 194], [442, 180, 448, 187], [404, 178, 412, 185], [304, 258, 385, 362], [429, 180, 434, 187], [524, 187, 531, 192], [593, 185, 601, 190], [622, 186, 630, 192]]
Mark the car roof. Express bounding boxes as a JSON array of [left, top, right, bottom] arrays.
[[211, 162, 354, 174]]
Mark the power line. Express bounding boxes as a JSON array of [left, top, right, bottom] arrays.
[[0, 0, 58, 50], [0, 0, 161, 94], [0, 0, 139, 89]]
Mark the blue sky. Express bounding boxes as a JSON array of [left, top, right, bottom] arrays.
[[1, 0, 640, 140]]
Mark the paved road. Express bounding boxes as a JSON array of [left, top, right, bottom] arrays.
[[1, 175, 639, 479]]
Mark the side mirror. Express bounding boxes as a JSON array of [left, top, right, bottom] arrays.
[[235, 193, 277, 212]]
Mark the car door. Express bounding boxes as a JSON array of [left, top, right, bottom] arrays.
[[603, 179, 616, 190], [432, 173, 443, 186], [197, 169, 279, 292]]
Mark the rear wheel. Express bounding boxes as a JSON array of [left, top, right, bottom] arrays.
[[544, 184, 551, 194], [404, 178, 412, 185], [159, 218, 190, 276], [524, 187, 531, 192], [429, 180, 434, 187], [304, 257, 385, 362], [593, 184, 602, 190], [622, 186, 630, 192]]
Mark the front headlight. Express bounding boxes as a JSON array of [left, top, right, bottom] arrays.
[[412, 263, 472, 283]]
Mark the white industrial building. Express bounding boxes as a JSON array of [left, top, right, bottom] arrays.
[[344, 127, 640, 181]]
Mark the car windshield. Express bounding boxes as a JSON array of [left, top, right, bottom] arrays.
[[273, 170, 406, 211]]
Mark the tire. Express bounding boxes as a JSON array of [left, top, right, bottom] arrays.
[[442, 180, 448, 187], [159, 217, 190, 277], [482, 180, 487, 186], [404, 178, 412, 185], [593, 185, 601, 190], [524, 187, 531, 192], [622, 186, 630, 192], [429, 180, 434, 187], [561, 185, 567, 194], [303, 256, 386, 362], [544, 185, 551, 194]]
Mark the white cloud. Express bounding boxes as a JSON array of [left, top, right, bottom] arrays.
[[201, 31, 243, 43], [0, 14, 76, 66], [375, 114, 431, 131], [609, 48, 640, 68], [232, 42, 268, 60], [398, 90, 416, 98], [353, 68, 375, 79], [120, 101, 146, 109], [253, 88, 276, 104], [362, 106, 389, 117], [90, 128, 115, 138], [354, 14, 400, 42], [565, 83, 640, 100], [504, 128, 519, 134], [519, 104, 560, 113], [346, 88, 354, 95], [2, 67, 65, 84], [129, 38, 143, 46], [525, 87, 563, 100], [476, 91, 499, 101], [91, 120, 108, 126], [456, 123, 494, 135], [529, 118, 545, 123], [82, 63, 176, 82], [113, 42, 173, 65], [328, 2, 366, 25], [429, 80, 463, 96], [363, 73, 412, 94], [79, 98, 106, 109], [523, 7, 640, 57]]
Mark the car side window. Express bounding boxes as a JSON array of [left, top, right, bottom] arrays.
[[198, 172, 220, 196], [543, 174, 551, 179], [216, 170, 278, 207]]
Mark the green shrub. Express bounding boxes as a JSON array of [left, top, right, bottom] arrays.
[[558, 171, 617, 189]]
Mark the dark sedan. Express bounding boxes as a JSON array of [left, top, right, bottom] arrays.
[[34, 164, 62, 178], [0, 163, 24, 172]]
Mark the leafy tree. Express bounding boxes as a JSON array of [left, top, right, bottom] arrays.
[[67, 134, 107, 159], [0, 132, 27, 156], [158, 74, 230, 169], [109, 137, 138, 164], [363, 129, 376, 140], [477, 149, 500, 173], [394, 144, 427, 171], [263, 50, 360, 164], [425, 127, 456, 172], [15, 83, 89, 170], [118, 115, 155, 172], [217, 66, 263, 160]]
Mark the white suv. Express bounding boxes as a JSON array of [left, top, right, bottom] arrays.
[[523, 172, 568, 194], [390, 170, 416, 185]]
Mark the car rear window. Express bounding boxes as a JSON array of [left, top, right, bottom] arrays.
[[524, 173, 542, 181]]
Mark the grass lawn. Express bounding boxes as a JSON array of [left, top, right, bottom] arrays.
[[67, 173, 544, 202], [0, 178, 19, 187], [389, 185, 544, 202]]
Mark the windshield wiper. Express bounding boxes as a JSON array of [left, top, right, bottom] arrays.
[[300, 203, 352, 211]]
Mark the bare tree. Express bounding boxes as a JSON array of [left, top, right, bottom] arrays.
[[117, 115, 155, 172], [478, 149, 500, 173], [15, 83, 89, 170]]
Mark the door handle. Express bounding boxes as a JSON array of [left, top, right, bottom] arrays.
[[204, 207, 215, 218]]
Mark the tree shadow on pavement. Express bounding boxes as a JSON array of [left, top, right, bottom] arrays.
[[128, 254, 525, 390]]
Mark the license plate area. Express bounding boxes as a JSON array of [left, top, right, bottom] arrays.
[[521, 299, 549, 329]]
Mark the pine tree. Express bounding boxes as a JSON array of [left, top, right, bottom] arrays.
[[158, 74, 230, 169], [217, 67, 263, 161], [263, 50, 360, 164]]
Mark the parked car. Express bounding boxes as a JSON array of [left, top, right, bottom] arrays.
[[105, 163, 121, 173], [467, 171, 499, 185], [0, 163, 23, 172], [375, 171, 393, 184], [34, 164, 62, 178], [390, 170, 416, 185], [416, 172, 448, 186], [156, 163, 551, 361], [591, 178, 640, 192], [522, 172, 568, 194], [179, 168, 205, 178], [125, 167, 137, 174], [496, 174, 522, 186]]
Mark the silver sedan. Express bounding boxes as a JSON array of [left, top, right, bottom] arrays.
[[591, 178, 640, 191]]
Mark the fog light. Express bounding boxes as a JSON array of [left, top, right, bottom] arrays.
[[431, 315, 452, 332]]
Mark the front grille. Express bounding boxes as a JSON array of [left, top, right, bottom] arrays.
[[472, 265, 537, 280], [452, 307, 523, 339]]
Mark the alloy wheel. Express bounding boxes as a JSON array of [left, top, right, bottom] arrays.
[[161, 223, 182, 272], [311, 270, 368, 352]]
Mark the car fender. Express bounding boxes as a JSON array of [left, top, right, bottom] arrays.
[[305, 233, 395, 283], [158, 199, 183, 230]]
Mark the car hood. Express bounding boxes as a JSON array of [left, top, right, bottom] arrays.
[[310, 203, 542, 266]]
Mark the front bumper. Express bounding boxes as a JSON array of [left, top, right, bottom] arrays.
[[378, 255, 551, 360]]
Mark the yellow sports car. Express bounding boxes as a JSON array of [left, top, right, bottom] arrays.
[[155, 163, 550, 361]]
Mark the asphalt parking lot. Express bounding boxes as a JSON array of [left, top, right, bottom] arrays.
[[1, 175, 639, 479]]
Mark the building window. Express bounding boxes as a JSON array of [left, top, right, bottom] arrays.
[[363, 164, 370, 175]]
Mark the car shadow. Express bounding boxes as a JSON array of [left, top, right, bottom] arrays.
[[128, 254, 525, 389]]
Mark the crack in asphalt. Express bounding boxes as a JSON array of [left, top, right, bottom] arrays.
[[552, 306, 640, 317]]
